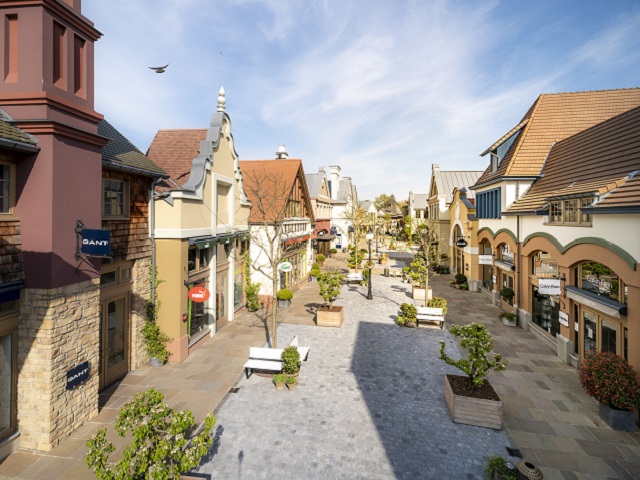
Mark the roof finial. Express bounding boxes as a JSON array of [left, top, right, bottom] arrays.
[[217, 86, 226, 112]]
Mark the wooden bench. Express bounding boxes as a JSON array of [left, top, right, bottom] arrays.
[[243, 336, 310, 378], [346, 272, 364, 284], [416, 306, 445, 329]]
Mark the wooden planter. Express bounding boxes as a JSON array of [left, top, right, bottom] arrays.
[[316, 306, 344, 327], [412, 286, 432, 301], [444, 374, 503, 430]]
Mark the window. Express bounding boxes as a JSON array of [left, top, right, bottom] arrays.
[[188, 245, 212, 273], [490, 129, 520, 172], [0, 304, 18, 442], [287, 200, 300, 218], [0, 163, 13, 214], [103, 179, 129, 218], [577, 261, 625, 304], [548, 197, 592, 225], [476, 188, 501, 219]]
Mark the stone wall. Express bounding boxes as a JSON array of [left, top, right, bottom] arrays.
[[17, 279, 100, 451], [131, 256, 151, 370]]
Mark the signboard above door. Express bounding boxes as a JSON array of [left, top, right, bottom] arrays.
[[478, 254, 493, 265], [279, 261, 293, 272], [538, 279, 561, 296]]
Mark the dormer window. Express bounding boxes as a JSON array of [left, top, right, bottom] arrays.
[[548, 196, 593, 226], [490, 129, 521, 172]]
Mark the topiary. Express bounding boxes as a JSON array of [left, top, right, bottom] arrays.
[[317, 270, 344, 307], [312, 262, 320, 270], [276, 288, 293, 301], [329, 248, 338, 254], [397, 303, 417, 327], [427, 297, 448, 316], [281, 346, 301, 374], [454, 273, 467, 284], [309, 269, 321, 278], [316, 254, 326, 262]]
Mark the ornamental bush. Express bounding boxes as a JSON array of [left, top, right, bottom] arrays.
[[427, 297, 448, 316], [330, 248, 338, 254], [579, 351, 640, 412], [317, 270, 343, 307], [276, 288, 293, 301], [312, 262, 320, 270], [439, 323, 507, 387], [316, 254, 326, 262], [86, 387, 215, 479], [397, 303, 417, 326], [500, 287, 515, 301], [309, 268, 321, 278], [281, 346, 301, 374], [454, 273, 467, 284]]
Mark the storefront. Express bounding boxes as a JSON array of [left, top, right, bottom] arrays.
[[479, 239, 493, 292], [495, 243, 516, 312], [280, 236, 309, 290], [530, 251, 561, 338]]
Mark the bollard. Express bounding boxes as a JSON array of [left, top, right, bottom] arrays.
[[384, 268, 390, 277]]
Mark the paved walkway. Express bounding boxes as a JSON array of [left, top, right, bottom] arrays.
[[1, 252, 639, 479]]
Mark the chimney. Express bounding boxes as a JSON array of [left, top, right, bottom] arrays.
[[275, 145, 288, 159], [328, 165, 341, 200]]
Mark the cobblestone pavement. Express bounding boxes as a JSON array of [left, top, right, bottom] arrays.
[[198, 271, 514, 479]]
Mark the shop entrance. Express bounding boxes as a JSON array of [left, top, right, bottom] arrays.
[[500, 270, 515, 312], [579, 307, 628, 361], [100, 294, 129, 389], [216, 267, 229, 331]]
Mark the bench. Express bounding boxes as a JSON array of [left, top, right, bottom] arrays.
[[416, 306, 445, 329], [346, 272, 364, 284], [243, 336, 310, 378]]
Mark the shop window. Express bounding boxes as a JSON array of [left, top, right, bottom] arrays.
[[499, 243, 514, 264], [532, 285, 560, 337], [476, 188, 501, 219], [580, 307, 625, 360], [100, 270, 117, 285], [103, 179, 129, 219], [0, 308, 17, 442], [577, 261, 625, 304], [189, 245, 213, 274], [601, 319, 617, 354], [532, 251, 558, 278], [548, 197, 593, 226], [623, 327, 628, 361], [189, 300, 206, 338], [0, 163, 15, 214], [583, 310, 597, 353]]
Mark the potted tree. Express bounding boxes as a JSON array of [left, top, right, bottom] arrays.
[[316, 270, 345, 327], [277, 288, 293, 308], [316, 254, 326, 266], [141, 321, 171, 367], [281, 346, 301, 377], [285, 375, 298, 391], [308, 268, 321, 282], [329, 248, 338, 258], [397, 303, 417, 328], [439, 323, 508, 429], [409, 249, 433, 302], [579, 351, 640, 431]]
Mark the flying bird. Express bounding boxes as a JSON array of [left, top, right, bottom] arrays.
[[149, 62, 170, 73]]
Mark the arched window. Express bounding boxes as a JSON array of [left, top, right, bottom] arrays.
[[575, 261, 627, 305]]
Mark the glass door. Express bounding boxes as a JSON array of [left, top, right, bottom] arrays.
[[500, 271, 514, 311], [580, 307, 621, 360], [216, 268, 229, 331], [100, 295, 129, 389]]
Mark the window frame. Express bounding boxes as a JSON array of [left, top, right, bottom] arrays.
[[0, 309, 18, 442], [0, 160, 16, 216], [102, 178, 130, 220], [547, 196, 593, 226]]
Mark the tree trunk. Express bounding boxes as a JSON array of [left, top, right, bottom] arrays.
[[271, 276, 278, 348]]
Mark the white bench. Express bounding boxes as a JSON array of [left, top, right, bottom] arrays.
[[243, 336, 310, 378], [416, 306, 445, 329], [346, 272, 364, 284]]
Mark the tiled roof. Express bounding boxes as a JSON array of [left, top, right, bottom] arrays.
[[476, 88, 640, 187], [99, 120, 166, 177], [438, 171, 483, 204], [147, 129, 208, 187], [507, 105, 640, 213], [384, 194, 403, 216], [0, 108, 38, 149], [239, 159, 303, 223]]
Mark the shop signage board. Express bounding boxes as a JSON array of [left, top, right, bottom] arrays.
[[538, 279, 561, 295], [81, 229, 110, 257], [336, 234, 342, 249], [188, 286, 210, 303], [492, 274, 497, 284], [455, 238, 468, 248], [66, 361, 90, 390], [279, 262, 293, 272], [559, 311, 569, 327], [478, 254, 493, 265]]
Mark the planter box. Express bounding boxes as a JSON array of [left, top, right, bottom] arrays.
[[444, 374, 503, 430], [501, 318, 517, 327], [599, 403, 636, 432], [316, 306, 344, 327], [412, 286, 432, 301], [278, 299, 291, 308]]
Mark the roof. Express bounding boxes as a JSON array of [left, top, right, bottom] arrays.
[[383, 194, 403, 217], [99, 120, 166, 177], [507, 105, 640, 213], [360, 200, 373, 210], [410, 193, 428, 210], [335, 178, 354, 204], [475, 88, 640, 187], [239, 159, 308, 223], [305, 172, 327, 199], [147, 129, 208, 187], [436, 171, 483, 204], [0, 108, 38, 152]]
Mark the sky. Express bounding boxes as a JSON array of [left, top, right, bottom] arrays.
[[84, 0, 640, 201]]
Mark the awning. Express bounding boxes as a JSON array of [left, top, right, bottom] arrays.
[[283, 234, 310, 246], [565, 286, 627, 318], [0, 280, 23, 303], [189, 231, 250, 248], [494, 260, 515, 271]]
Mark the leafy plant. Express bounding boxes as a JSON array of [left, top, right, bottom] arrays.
[[427, 297, 448, 316], [460, 283, 469, 290], [398, 302, 417, 327], [439, 323, 507, 387], [86, 387, 215, 479], [276, 288, 293, 301], [396, 316, 406, 326], [454, 273, 467, 284], [312, 262, 320, 270], [579, 351, 640, 411], [309, 268, 321, 278], [402, 266, 410, 273], [141, 322, 171, 363], [316, 254, 326, 262], [317, 270, 344, 307], [486, 455, 516, 480], [273, 373, 287, 385], [500, 287, 515, 301], [348, 246, 364, 268], [285, 375, 298, 385], [281, 346, 301, 374], [330, 248, 338, 254], [245, 254, 261, 312], [499, 312, 517, 322]]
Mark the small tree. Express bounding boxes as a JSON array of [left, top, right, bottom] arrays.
[[410, 219, 442, 305], [86, 387, 215, 479], [340, 189, 368, 270], [439, 323, 507, 387], [245, 253, 261, 312], [317, 270, 344, 308]]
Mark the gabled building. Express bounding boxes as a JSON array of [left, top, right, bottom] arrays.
[[327, 165, 357, 250], [447, 187, 479, 280], [408, 192, 428, 221], [382, 194, 403, 233], [305, 167, 334, 256], [428, 165, 483, 262], [240, 154, 314, 300], [147, 88, 251, 362], [471, 87, 640, 372]]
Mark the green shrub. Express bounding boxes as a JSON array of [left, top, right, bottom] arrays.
[[396, 316, 406, 326], [454, 273, 467, 284], [499, 312, 517, 321], [579, 351, 640, 411], [316, 254, 326, 262], [244, 254, 261, 312], [427, 297, 448, 316], [285, 375, 298, 385], [312, 262, 320, 270], [277, 288, 293, 301], [439, 323, 507, 387], [460, 283, 469, 290], [273, 373, 287, 384], [317, 270, 344, 307], [402, 266, 410, 273], [281, 346, 301, 374], [500, 287, 515, 301], [141, 321, 171, 363], [398, 303, 417, 326], [309, 269, 321, 278], [330, 248, 338, 254], [486, 455, 516, 480]]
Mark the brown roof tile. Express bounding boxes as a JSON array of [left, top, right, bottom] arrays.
[[146, 129, 208, 188], [476, 88, 640, 187], [507, 105, 640, 213]]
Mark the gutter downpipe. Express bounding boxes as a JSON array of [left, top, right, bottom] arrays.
[[516, 212, 521, 325], [150, 178, 164, 323]]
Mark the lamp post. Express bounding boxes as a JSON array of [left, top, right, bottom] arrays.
[[366, 231, 374, 300]]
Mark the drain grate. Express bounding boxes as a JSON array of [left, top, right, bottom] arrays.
[[229, 387, 240, 394], [506, 447, 523, 458]]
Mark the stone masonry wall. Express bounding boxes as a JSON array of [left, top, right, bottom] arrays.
[[17, 279, 100, 451], [131, 256, 151, 370]]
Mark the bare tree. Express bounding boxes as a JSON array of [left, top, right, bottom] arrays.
[[340, 190, 369, 272], [409, 216, 442, 305], [242, 164, 310, 348]]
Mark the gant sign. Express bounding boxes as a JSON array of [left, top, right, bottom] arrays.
[[66, 361, 90, 390], [80, 229, 111, 257]]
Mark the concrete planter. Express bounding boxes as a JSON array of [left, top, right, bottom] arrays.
[[412, 286, 433, 301], [316, 306, 344, 327], [599, 404, 636, 432], [278, 299, 291, 308], [444, 374, 503, 430]]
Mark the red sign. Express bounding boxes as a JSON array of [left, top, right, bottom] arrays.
[[283, 234, 310, 246], [188, 286, 210, 303]]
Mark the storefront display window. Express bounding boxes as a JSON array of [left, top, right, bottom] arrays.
[[583, 310, 597, 353], [532, 286, 560, 337], [601, 319, 617, 354], [189, 300, 207, 338], [234, 264, 244, 311], [578, 261, 625, 304], [533, 251, 558, 277]]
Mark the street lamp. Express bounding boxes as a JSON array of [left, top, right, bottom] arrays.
[[366, 231, 374, 300]]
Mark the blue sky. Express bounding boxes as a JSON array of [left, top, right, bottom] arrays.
[[84, 0, 640, 201]]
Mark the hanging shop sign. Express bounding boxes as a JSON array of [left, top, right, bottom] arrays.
[[188, 286, 210, 303], [538, 279, 561, 296], [492, 274, 497, 284], [66, 361, 90, 390], [478, 255, 493, 265], [279, 261, 293, 272], [559, 311, 569, 327], [336, 234, 342, 249], [455, 238, 468, 248], [81, 229, 111, 257]]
